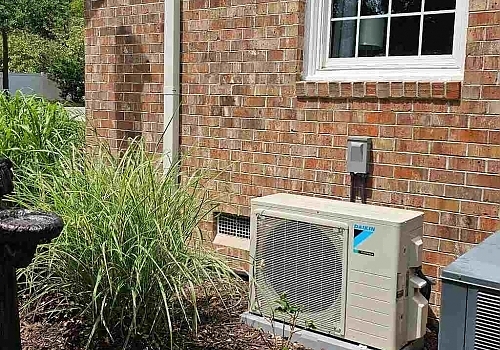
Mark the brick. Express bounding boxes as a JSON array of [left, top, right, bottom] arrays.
[[404, 82, 417, 98], [340, 83, 353, 97], [448, 157, 486, 172], [424, 210, 440, 224], [422, 263, 439, 279], [431, 142, 467, 156], [365, 112, 396, 125], [390, 82, 404, 98], [449, 129, 489, 143], [329, 82, 341, 97], [460, 229, 492, 244], [439, 241, 474, 255], [353, 82, 365, 98], [469, 144, 500, 158], [440, 213, 478, 229], [295, 81, 306, 96], [410, 181, 445, 196], [423, 251, 455, 266], [412, 155, 447, 169], [423, 237, 439, 251], [429, 170, 465, 185], [417, 82, 431, 98], [348, 124, 379, 137], [425, 197, 460, 212], [376, 152, 411, 165], [431, 83, 445, 98], [424, 224, 460, 240], [430, 114, 468, 127], [365, 82, 377, 97], [394, 167, 428, 181], [489, 160, 500, 172], [444, 185, 482, 201], [489, 130, 500, 144], [414, 127, 448, 141], [484, 189, 500, 203], [483, 86, 500, 99], [317, 82, 329, 97], [396, 140, 429, 153], [467, 173, 500, 187], [377, 82, 390, 98], [461, 201, 499, 217], [372, 164, 395, 177], [397, 113, 430, 126], [479, 217, 500, 231]]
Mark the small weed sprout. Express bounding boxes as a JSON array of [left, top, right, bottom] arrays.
[[260, 292, 316, 350]]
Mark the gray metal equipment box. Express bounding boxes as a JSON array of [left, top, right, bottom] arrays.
[[347, 137, 371, 174], [439, 232, 500, 350]]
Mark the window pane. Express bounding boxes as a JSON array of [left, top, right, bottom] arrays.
[[330, 20, 358, 58], [425, 0, 456, 11], [361, 0, 389, 16], [389, 16, 420, 56], [358, 18, 387, 57], [392, 0, 421, 13], [332, 0, 358, 18], [422, 14, 455, 55]]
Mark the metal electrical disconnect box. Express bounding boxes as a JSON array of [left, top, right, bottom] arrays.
[[439, 231, 500, 350], [347, 137, 371, 174]]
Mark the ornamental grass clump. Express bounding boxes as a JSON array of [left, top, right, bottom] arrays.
[[0, 92, 84, 170], [15, 142, 234, 348]]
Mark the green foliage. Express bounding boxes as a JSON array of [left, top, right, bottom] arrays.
[[0, 92, 84, 169], [275, 293, 301, 316], [0, 0, 28, 31], [47, 9, 85, 103], [22, 0, 71, 40], [260, 293, 316, 350], [6, 31, 62, 73], [0, 0, 70, 37], [15, 141, 234, 348], [0, 0, 84, 103]]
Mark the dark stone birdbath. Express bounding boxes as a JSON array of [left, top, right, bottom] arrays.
[[0, 159, 63, 349]]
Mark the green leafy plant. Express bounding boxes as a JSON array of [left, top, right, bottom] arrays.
[[0, 92, 84, 170], [14, 140, 234, 348], [261, 293, 316, 350]]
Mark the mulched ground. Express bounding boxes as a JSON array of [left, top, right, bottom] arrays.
[[20, 277, 438, 350]]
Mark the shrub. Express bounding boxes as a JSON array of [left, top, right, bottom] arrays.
[[15, 141, 233, 348], [0, 93, 84, 170]]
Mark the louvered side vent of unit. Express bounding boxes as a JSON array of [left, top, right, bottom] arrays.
[[475, 291, 500, 350], [254, 215, 347, 336]]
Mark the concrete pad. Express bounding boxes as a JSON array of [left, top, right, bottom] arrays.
[[241, 312, 424, 350]]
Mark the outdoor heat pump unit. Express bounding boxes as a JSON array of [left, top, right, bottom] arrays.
[[249, 194, 429, 350], [439, 231, 500, 350]]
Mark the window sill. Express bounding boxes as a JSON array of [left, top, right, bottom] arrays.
[[213, 233, 250, 251], [296, 81, 462, 101]]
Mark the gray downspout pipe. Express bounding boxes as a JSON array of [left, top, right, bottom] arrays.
[[163, 0, 181, 170]]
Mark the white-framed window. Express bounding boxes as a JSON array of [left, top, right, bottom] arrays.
[[303, 0, 468, 82]]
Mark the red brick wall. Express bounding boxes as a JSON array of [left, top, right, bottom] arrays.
[[179, 0, 500, 318], [85, 0, 165, 152]]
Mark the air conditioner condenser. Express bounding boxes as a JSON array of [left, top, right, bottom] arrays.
[[248, 194, 429, 350]]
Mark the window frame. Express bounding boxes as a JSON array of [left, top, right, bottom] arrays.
[[303, 0, 469, 82]]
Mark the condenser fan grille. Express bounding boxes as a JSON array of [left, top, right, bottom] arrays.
[[254, 215, 347, 335]]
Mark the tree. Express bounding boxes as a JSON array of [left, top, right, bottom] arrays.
[[0, 0, 24, 91], [48, 0, 85, 102], [0, 0, 70, 91]]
